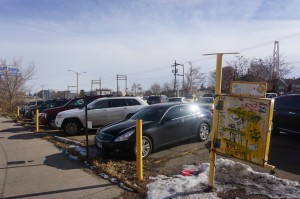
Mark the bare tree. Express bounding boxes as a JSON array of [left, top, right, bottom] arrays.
[[131, 82, 142, 96], [0, 58, 35, 114], [185, 62, 206, 94], [162, 82, 173, 97], [150, 82, 161, 95]]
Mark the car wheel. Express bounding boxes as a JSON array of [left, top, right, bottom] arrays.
[[50, 119, 56, 128], [63, 120, 81, 135], [198, 122, 210, 141], [134, 136, 152, 159]]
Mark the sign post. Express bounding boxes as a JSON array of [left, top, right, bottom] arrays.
[[203, 52, 239, 191]]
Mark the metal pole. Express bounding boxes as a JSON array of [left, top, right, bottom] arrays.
[[84, 95, 89, 158], [76, 72, 79, 96], [208, 53, 223, 190], [136, 119, 143, 180]]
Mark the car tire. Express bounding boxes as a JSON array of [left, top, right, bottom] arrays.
[[50, 119, 56, 128], [133, 136, 152, 159], [198, 122, 210, 141], [63, 119, 82, 135]]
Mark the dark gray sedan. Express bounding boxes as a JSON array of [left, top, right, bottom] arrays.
[[95, 103, 212, 158]]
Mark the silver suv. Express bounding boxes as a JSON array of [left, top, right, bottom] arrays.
[[55, 96, 148, 135]]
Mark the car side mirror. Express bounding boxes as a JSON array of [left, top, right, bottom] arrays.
[[161, 117, 172, 125]]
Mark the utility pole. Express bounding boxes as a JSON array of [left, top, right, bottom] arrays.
[[116, 75, 127, 96], [172, 60, 184, 97], [68, 70, 86, 96], [272, 41, 280, 94]]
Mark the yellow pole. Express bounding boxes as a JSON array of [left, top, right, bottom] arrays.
[[136, 119, 143, 180], [208, 53, 223, 190], [17, 106, 20, 117], [35, 109, 39, 133]]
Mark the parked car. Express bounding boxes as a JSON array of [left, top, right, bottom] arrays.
[[55, 96, 148, 135], [168, 97, 187, 103], [266, 93, 278, 98], [147, 95, 168, 105], [39, 95, 107, 128], [198, 97, 214, 112], [25, 99, 70, 121], [202, 93, 215, 98], [272, 94, 300, 135], [184, 94, 197, 103], [28, 100, 43, 108], [94, 103, 212, 158]]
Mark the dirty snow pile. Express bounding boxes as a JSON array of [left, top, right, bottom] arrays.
[[147, 158, 300, 199]]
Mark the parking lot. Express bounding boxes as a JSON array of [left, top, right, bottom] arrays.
[[17, 117, 300, 198]]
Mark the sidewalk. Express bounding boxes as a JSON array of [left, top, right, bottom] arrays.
[[0, 116, 125, 199]]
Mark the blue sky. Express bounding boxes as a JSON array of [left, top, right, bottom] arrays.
[[1, 0, 300, 93]]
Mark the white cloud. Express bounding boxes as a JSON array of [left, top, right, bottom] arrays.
[[1, 0, 300, 92]]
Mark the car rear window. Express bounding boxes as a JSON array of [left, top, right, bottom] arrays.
[[126, 98, 141, 106], [276, 97, 293, 108], [111, 99, 127, 107], [148, 96, 160, 101]]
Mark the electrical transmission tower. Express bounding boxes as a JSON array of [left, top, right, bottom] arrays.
[[272, 41, 280, 94], [116, 75, 127, 96], [91, 78, 101, 95]]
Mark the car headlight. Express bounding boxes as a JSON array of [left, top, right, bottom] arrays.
[[56, 114, 62, 119], [114, 130, 135, 142], [39, 113, 47, 118]]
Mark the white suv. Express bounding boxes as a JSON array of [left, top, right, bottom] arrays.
[[55, 96, 148, 135]]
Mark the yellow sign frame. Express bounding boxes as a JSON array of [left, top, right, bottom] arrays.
[[230, 81, 267, 98], [214, 95, 274, 166]]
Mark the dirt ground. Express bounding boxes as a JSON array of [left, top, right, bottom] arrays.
[[18, 118, 271, 199]]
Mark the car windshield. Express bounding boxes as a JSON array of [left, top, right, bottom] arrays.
[[198, 98, 214, 103], [168, 98, 182, 102], [184, 95, 193, 99], [148, 96, 160, 101], [131, 106, 169, 121]]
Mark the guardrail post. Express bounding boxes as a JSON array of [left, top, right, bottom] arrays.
[[17, 106, 20, 117], [35, 109, 39, 133], [136, 119, 143, 180]]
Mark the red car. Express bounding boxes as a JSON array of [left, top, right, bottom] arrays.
[[39, 95, 109, 128]]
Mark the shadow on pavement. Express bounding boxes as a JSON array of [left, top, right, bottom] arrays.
[[0, 127, 29, 133], [3, 184, 113, 199], [7, 132, 38, 140], [43, 153, 84, 170]]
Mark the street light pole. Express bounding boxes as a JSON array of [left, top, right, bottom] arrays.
[[68, 70, 86, 96]]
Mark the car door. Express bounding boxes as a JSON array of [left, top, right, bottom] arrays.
[[108, 99, 128, 123], [88, 99, 111, 127], [156, 106, 184, 146], [180, 105, 201, 138], [289, 95, 300, 132]]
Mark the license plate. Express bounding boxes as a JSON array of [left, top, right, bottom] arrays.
[[97, 142, 102, 148]]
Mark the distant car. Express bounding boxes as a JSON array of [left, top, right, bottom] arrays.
[[55, 96, 148, 135], [202, 93, 215, 98], [142, 96, 149, 101], [272, 94, 300, 135], [39, 95, 106, 128], [25, 99, 70, 121], [198, 97, 214, 112], [266, 93, 277, 98], [184, 94, 197, 103], [95, 103, 212, 158], [147, 95, 168, 105], [168, 97, 187, 103]]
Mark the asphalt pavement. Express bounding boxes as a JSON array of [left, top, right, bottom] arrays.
[[0, 115, 125, 199]]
